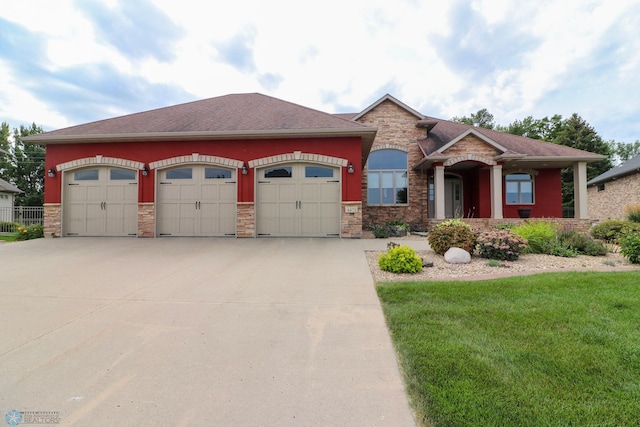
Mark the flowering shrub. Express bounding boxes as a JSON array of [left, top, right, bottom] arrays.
[[477, 230, 527, 261], [378, 245, 423, 274], [428, 219, 478, 255], [14, 224, 44, 241]]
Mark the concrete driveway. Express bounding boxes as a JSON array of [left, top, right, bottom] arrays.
[[0, 238, 416, 426]]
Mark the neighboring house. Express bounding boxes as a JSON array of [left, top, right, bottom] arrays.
[[26, 93, 604, 238], [587, 154, 640, 221], [0, 178, 22, 222]]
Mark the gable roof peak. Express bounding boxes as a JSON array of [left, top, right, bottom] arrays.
[[353, 93, 424, 121]]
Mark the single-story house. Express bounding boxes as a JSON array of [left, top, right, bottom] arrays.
[[587, 154, 640, 221], [0, 178, 22, 222], [27, 93, 604, 238]]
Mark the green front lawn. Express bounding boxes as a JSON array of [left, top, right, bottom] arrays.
[[0, 235, 16, 242], [377, 272, 640, 426]]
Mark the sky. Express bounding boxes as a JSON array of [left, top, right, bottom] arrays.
[[1, 0, 640, 143]]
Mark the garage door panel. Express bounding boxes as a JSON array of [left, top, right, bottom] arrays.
[[277, 183, 297, 200], [64, 167, 138, 237], [180, 185, 197, 200], [159, 185, 181, 200], [86, 186, 103, 201], [157, 166, 236, 237], [300, 183, 319, 200], [106, 185, 124, 201], [200, 185, 219, 200], [218, 183, 236, 200], [257, 164, 340, 237]]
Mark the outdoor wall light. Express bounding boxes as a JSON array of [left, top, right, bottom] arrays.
[[142, 165, 149, 176], [242, 163, 248, 175], [47, 168, 56, 178], [347, 163, 355, 174]]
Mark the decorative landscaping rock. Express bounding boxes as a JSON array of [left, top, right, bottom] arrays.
[[444, 247, 471, 264], [422, 259, 434, 268], [387, 226, 407, 237]]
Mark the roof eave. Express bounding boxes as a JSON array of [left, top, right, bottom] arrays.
[[513, 155, 607, 163], [25, 127, 378, 145], [412, 155, 449, 170]]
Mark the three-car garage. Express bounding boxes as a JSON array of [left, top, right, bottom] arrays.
[[31, 93, 375, 239]]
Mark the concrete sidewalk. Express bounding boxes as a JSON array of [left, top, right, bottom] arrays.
[[0, 238, 416, 426]]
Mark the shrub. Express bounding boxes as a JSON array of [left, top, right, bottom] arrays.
[[625, 204, 640, 223], [378, 245, 423, 274], [557, 228, 608, 256], [513, 220, 557, 254], [428, 219, 478, 255], [591, 220, 640, 243], [477, 230, 527, 261], [14, 224, 44, 241], [620, 233, 640, 264], [371, 224, 390, 238]]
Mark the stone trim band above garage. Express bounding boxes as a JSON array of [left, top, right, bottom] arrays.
[[149, 153, 244, 170], [248, 151, 348, 168], [56, 155, 145, 171]]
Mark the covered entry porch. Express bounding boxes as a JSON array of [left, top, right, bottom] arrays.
[[417, 155, 590, 220]]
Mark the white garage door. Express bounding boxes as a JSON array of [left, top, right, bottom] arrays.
[[64, 167, 138, 236], [157, 165, 237, 236], [256, 163, 341, 237]]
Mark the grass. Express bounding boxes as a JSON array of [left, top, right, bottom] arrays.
[[377, 271, 640, 426], [0, 235, 16, 242]]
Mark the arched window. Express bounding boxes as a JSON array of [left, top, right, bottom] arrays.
[[367, 150, 408, 205], [505, 173, 534, 204]]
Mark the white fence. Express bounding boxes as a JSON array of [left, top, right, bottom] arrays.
[[0, 206, 44, 233]]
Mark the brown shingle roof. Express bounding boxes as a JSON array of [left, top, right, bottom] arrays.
[[26, 93, 376, 145], [417, 117, 603, 159]]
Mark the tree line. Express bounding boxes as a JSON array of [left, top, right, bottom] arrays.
[[0, 122, 45, 206], [0, 112, 639, 208], [451, 109, 640, 209]]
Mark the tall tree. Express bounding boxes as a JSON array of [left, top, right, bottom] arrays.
[[552, 114, 612, 209], [5, 123, 45, 206], [607, 140, 640, 164], [0, 122, 11, 180], [496, 114, 563, 141], [451, 108, 496, 129]]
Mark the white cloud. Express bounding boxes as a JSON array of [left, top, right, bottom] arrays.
[[1, 0, 639, 141]]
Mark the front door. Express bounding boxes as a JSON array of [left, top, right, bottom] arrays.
[[445, 179, 463, 218]]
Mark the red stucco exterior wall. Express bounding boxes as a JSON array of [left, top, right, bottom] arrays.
[[44, 137, 363, 204], [503, 168, 562, 218]]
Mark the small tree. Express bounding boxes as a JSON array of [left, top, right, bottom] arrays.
[[2, 123, 45, 206]]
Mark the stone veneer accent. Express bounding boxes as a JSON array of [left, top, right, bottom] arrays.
[[587, 173, 640, 222], [356, 100, 429, 227], [138, 203, 155, 237], [56, 155, 144, 171], [441, 135, 499, 159], [43, 203, 61, 238], [237, 203, 255, 238], [341, 202, 363, 238]]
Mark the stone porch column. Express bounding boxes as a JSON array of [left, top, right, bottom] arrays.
[[490, 164, 503, 219], [573, 161, 588, 219], [434, 164, 445, 219]]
